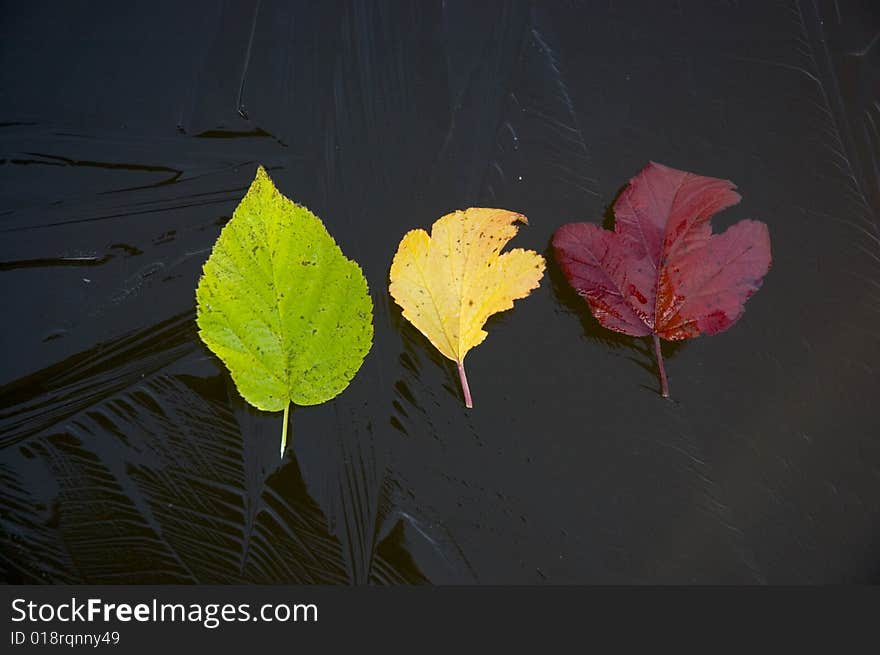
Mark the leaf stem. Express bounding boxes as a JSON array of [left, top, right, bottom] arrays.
[[652, 333, 670, 399], [457, 360, 473, 408], [280, 403, 290, 458]]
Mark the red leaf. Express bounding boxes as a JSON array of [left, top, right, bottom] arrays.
[[552, 162, 771, 397]]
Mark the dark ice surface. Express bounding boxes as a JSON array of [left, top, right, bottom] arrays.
[[1, 0, 879, 583]]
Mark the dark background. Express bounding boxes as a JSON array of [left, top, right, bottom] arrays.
[[1, 0, 878, 584]]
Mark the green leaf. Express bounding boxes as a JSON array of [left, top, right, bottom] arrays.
[[196, 165, 373, 456]]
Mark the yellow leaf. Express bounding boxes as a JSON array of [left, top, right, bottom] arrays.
[[389, 207, 546, 407]]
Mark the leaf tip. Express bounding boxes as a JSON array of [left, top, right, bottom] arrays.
[[252, 164, 276, 192]]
